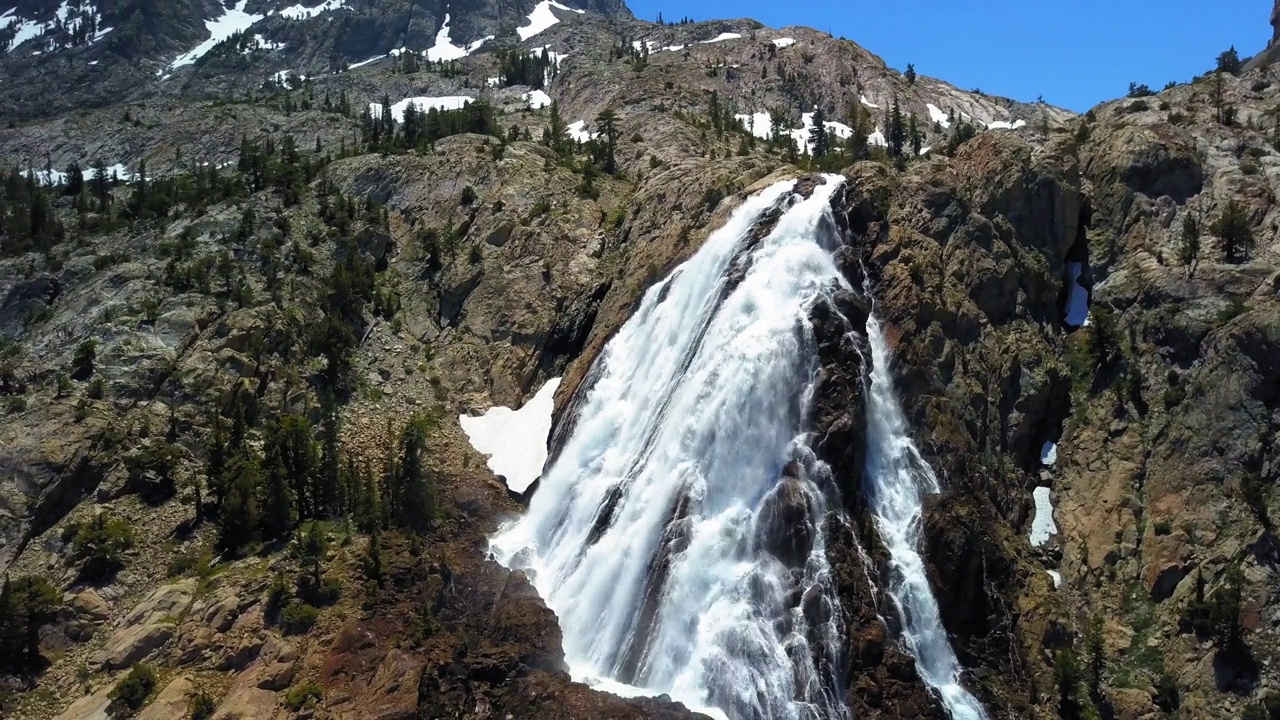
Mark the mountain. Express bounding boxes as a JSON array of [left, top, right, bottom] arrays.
[[0, 0, 630, 119], [2, 1, 1280, 719]]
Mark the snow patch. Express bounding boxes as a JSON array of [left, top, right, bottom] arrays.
[[517, 0, 583, 42], [277, 0, 347, 20], [867, 129, 886, 147], [1040, 441, 1057, 466], [485, 76, 500, 87], [789, 112, 853, 154], [1065, 262, 1091, 327], [1030, 487, 1058, 547], [368, 95, 475, 123], [168, 0, 264, 70], [6, 17, 46, 50], [20, 168, 68, 186], [427, 13, 491, 62], [734, 111, 772, 140], [1047, 570, 1062, 588], [987, 118, 1027, 130], [459, 378, 561, 494], [566, 120, 596, 143], [926, 103, 950, 129], [859, 95, 879, 109], [523, 89, 552, 109], [918, 145, 932, 156], [248, 34, 285, 51], [771, 37, 795, 48], [272, 69, 306, 88], [699, 32, 741, 44], [347, 54, 384, 69]]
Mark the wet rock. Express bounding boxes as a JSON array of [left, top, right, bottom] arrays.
[[757, 462, 814, 568]]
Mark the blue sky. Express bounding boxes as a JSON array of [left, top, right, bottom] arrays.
[[628, 1, 1274, 112]]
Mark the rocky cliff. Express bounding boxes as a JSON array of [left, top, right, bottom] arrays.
[[2, 1, 1278, 719]]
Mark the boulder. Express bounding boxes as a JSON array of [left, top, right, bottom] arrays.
[[51, 684, 114, 720], [211, 685, 279, 720], [756, 463, 815, 568], [97, 579, 196, 670], [137, 675, 196, 720], [68, 589, 111, 622]]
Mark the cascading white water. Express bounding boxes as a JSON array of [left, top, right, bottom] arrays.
[[861, 313, 988, 720], [492, 177, 852, 720]]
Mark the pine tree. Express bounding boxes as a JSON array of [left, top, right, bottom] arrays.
[[11, 576, 60, 669], [908, 113, 922, 157], [292, 521, 328, 595], [810, 106, 829, 159], [595, 108, 620, 173], [1212, 199, 1253, 261], [393, 413, 435, 532], [1217, 45, 1242, 75], [1086, 615, 1105, 698], [260, 429, 296, 541], [1177, 213, 1200, 267], [1053, 646, 1085, 720], [887, 98, 906, 158], [217, 450, 262, 555], [548, 100, 567, 156], [846, 102, 871, 161], [904, 63, 916, 85]]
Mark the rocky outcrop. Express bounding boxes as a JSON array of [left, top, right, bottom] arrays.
[[96, 580, 196, 670]]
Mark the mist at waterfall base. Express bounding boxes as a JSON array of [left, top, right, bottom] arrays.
[[490, 177, 984, 720]]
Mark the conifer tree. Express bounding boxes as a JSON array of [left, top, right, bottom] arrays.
[[217, 450, 262, 555], [392, 413, 435, 532], [11, 576, 60, 669], [887, 98, 906, 158], [1177, 213, 1200, 267], [595, 108, 620, 173], [905, 63, 917, 85], [908, 113, 922, 157], [846, 102, 871, 161], [811, 106, 829, 159], [1211, 199, 1253, 261]]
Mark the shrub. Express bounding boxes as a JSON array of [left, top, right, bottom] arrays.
[[5, 396, 27, 414], [284, 682, 324, 711], [86, 377, 106, 399], [189, 691, 216, 720], [166, 546, 215, 579], [1242, 160, 1260, 176], [280, 601, 319, 635], [72, 339, 97, 379], [71, 514, 135, 582], [1154, 519, 1173, 535], [108, 664, 157, 715], [459, 185, 477, 206], [1126, 100, 1150, 113], [1153, 667, 1180, 711]]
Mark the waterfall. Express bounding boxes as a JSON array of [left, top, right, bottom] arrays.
[[490, 174, 987, 720], [861, 314, 988, 720], [492, 176, 851, 720]]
